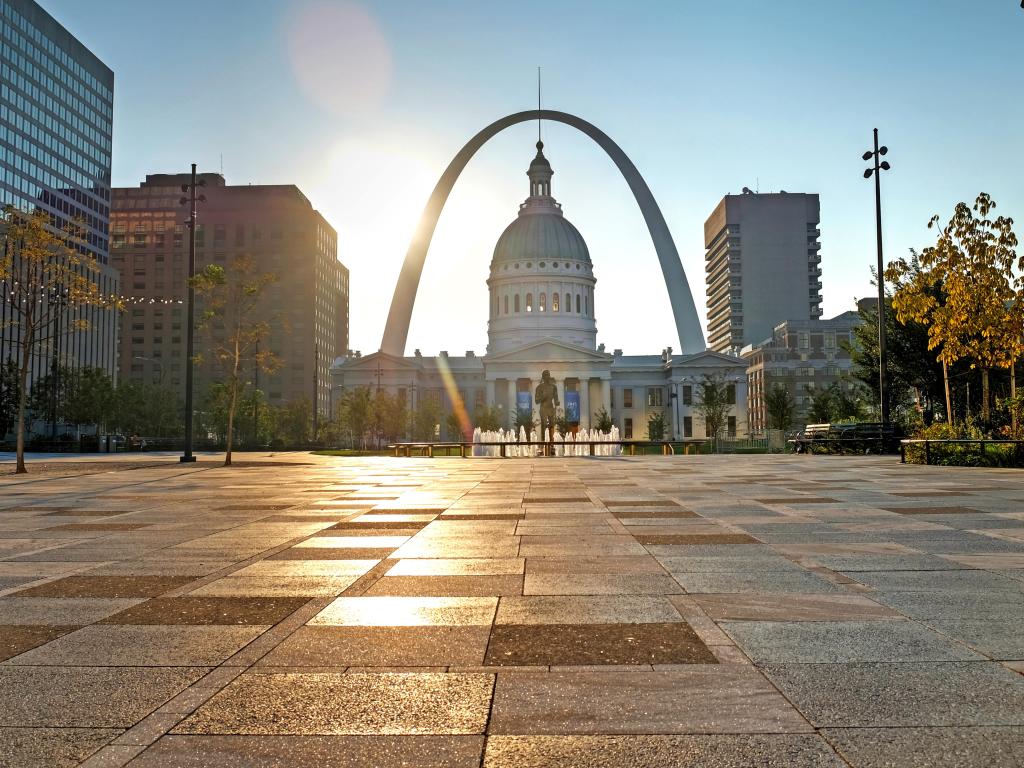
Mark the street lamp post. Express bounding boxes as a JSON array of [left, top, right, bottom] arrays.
[[863, 129, 891, 425], [179, 164, 205, 463]]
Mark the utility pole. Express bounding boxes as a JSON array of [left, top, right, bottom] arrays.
[[863, 130, 891, 425], [252, 338, 259, 447], [179, 164, 205, 462]]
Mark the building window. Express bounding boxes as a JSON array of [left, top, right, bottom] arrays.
[[504, 295, 509, 314], [552, 293, 559, 312], [576, 294, 581, 313], [798, 332, 810, 349], [624, 418, 633, 439], [682, 385, 693, 405], [824, 331, 836, 349], [683, 416, 693, 437], [526, 293, 533, 312], [514, 294, 520, 313], [728, 416, 737, 437], [727, 383, 736, 405], [623, 388, 633, 408], [565, 292, 571, 313], [539, 292, 546, 312], [647, 387, 663, 407]]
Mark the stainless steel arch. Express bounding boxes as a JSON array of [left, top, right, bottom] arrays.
[[380, 110, 706, 355]]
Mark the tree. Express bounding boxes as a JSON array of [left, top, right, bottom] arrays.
[[111, 381, 180, 437], [192, 256, 280, 465], [472, 404, 502, 432], [695, 374, 730, 442], [647, 411, 665, 440], [373, 390, 407, 446], [764, 383, 796, 432], [512, 408, 536, 437], [274, 397, 312, 446], [0, 358, 19, 439], [62, 367, 115, 432], [413, 396, 442, 440], [339, 387, 373, 448], [554, 407, 572, 437], [831, 381, 868, 422], [886, 194, 1021, 424], [444, 411, 464, 442], [806, 385, 834, 423], [592, 406, 613, 434], [1, 207, 119, 472]]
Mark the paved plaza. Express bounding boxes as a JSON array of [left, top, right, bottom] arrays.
[[0, 453, 1023, 766]]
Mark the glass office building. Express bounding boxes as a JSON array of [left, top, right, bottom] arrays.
[[0, 0, 119, 390]]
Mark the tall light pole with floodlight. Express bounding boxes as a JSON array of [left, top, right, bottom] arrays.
[[863, 129, 891, 425], [179, 164, 206, 462]]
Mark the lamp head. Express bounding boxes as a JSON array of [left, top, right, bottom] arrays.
[[862, 151, 873, 161], [879, 146, 888, 156], [863, 169, 873, 179], [879, 161, 891, 171]]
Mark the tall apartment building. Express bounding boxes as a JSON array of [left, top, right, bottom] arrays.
[[742, 305, 865, 432], [0, 0, 119, 384], [704, 190, 822, 355], [111, 174, 349, 418]]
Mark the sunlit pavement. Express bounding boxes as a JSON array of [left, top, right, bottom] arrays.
[[1, 453, 1023, 767]]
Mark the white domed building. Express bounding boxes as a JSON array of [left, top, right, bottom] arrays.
[[333, 142, 749, 441]]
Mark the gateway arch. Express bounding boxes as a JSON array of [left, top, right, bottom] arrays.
[[380, 110, 706, 356]]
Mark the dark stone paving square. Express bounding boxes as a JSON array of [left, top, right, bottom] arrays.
[[176, 672, 494, 735], [43, 522, 151, 531], [755, 498, 838, 505], [0, 666, 206, 727], [604, 499, 681, 507], [11, 575, 194, 598], [883, 506, 984, 515], [269, 548, 395, 560], [763, 661, 1024, 727], [484, 622, 717, 666], [635, 534, 758, 545], [260, 625, 491, 666], [822, 726, 1024, 768], [129, 734, 485, 767], [41, 510, 129, 517], [101, 597, 309, 625], [483, 734, 846, 767], [0, 625, 77, 661], [523, 497, 591, 504], [0, 726, 121, 768], [613, 510, 700, 519]]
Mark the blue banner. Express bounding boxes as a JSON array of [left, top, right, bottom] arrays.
[[565, 391, 580, 423], [516, 391, 532, 416]]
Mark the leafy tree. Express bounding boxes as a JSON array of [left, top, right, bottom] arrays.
[[592, 406, 613, 434], [192, 256, 280, 465], [373, 390, 407, 446], [444, 411, 464, 442], [1, 207, 119, 472], [472, 404, 502, 432], [512, 408, 536, 437], [413, 396, 443, 440], [886, 194, 1021, 424], [647, 411, 665, 440], [274, 397, 312, 446], [339, 387, 373, 448], [806, 385, 835, 423], [111, 381, 180, 437], [63, 367, 115, 431], [0, 358, 19, 439], [554, 407, 572, 437], [695, 374, 730, 442], [831, 381, 868, 422], [764, 383, 796, 432], [25, 364, 72, 424]]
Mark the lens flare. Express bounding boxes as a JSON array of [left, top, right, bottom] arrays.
[[286, 1, 391, 118], [435, 354, 472, 440]]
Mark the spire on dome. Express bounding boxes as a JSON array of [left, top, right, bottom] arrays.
[[528, 140, 553, 198]]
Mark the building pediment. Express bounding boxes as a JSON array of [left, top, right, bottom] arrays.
[[334, 350, 421, 372], [671, 349, 747, 371], [484, 338, 612, 365]]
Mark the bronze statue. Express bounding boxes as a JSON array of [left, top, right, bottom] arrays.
[[535, 370, 560, 451]]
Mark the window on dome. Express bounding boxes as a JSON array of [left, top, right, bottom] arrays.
[[576, 294, 581, 313], [504, 295, 509, 314], [565, 293, 571, 313], [526, 262, 532, 268], [514, 294, 520, 313], [585, 295, 589, 316], [539, 262, 546, 268], [539, 293, 546, 312], [526, 293, 533, 312], [552, 293, 559, 312]]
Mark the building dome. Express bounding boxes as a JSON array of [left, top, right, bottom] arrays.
[[486, 141, 598, 354]]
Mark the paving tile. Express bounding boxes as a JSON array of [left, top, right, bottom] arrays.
[[524, 556, 664, 574], [658, 556, 808, 573], [926, 619, 1024, 660], [310, 596, 498, 626], [496, 596, 682, 624], [812, 554, 971, 571], [364, 575, 524, 596], [691, 594, 899, 622], [268, 548, 396, 560], [0, 666, 207, 727], [484, 622, 716, 666], [822, 726, 1024, 768], [127, 734, 485, 767], [11, 576, 195, 598], [721, 620, 983, 663], [0, 624, 77, 661], [8, 625, 265, 666], [175, 672, 493, 735], [44, 523, 151, 532], [387, 558, 525, 576], [673, 572, 841, 594], [635, 533, 758, 545], [483, 734, 846, 767], [259, 625, 491, 667], [101, 597, 309, 625], [489, 669, 810, 734], [764, 661, 1024, 727], [849, 569, 1024, 593], [187, 575, 360, 597], [522, 573, 683, 595], [0, 726, 121, 768], [883, 505, 983, 515], [875, 590, 1024, 621]]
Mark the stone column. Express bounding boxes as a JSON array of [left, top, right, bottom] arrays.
[[600, 378, 611, 417], [507, 378, 517, 429], [486, 379, 495, 407], [580, 378, 591, 429]]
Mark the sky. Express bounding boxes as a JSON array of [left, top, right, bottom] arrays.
[[45, 0, 1024, 358]]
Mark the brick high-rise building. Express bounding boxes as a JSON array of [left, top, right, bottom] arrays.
[[111, 174, 348, 418], [704, 190, 822, 355]]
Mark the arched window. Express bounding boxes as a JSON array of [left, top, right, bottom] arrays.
[[526, 293, 533, 312], [552, 293, 559, 312], [504, 295, 509, 314], [539, 293, 546, 312], [565, 292, 571, 313], [585, 295, 589, 316], [514, 294, 520, 313], [576, 293, 581, 313]]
